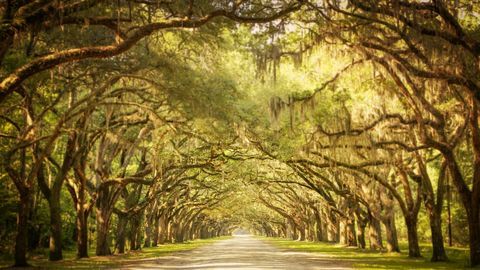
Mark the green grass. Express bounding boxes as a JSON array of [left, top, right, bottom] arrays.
[[262, 237, 479, 270], [0, 237, 231, 269]]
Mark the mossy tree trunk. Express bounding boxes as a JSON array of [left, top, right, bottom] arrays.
[[368, 213, 383, 250]]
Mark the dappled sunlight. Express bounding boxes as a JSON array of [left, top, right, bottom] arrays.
[[1, 1, 480, 269]]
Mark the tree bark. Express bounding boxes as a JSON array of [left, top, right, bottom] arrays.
[[14, 192, 31, 267], [158, 214, 167, 244], [174, 224, 185, 243], [48, 193, 63, 261], [129, 214, 142, 250], [426, 205, 448, 261], [416, 152, 448, 262], [313, 209, 323, 242], [72, 150, 90, 259], [383, 214, 400, 253], [468, 208, 480, 266], [144, 226, 152, 247], [76, 207, 89, 258], [405, 216, 421, 257], [327, 213, 338, 242], [38, 136, 76, 261], [144, 214, 153, 247], [95, 209, 112, 256], [446, 178, 453, 247], [346, 217, 357, 247], [467, 96, 480, 266], [115, 214, 128, 254], [339, 219, 346, 245], [298, 226, 306, 241], [368, 214, 383, 250], [356, 220, 366, 249], [287, 219, 297, 240], [445, 153, 480, 266], [152, 217, 160, 246], [307, 220, 315, 241], [321, 218, 328, 241]]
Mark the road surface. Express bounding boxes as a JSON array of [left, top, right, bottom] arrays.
[[119, 235, 351, 269]]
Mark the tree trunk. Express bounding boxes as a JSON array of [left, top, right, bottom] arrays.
[[129, 214, 141, 250], [468, 208, 480, 266], [152, 217, 159, 246], [200, 226, 207, 239], [73, 160, 89, 258], [14, 192, 30, 267], [339, 219, 346, 245], [383, 214, 400, 253], [405, 216, 421, 257], [368, 214, 383, 250], [144, 214, 153, 247], [184, 221, 193, 241], [467, 93, 480, 267], [346, 217, 357, 247], [307, 221, 315, 241], [96, 209, 111, 256], [175, 225, 185, 243], [446, 179, 453, 247], [158, 214, 167, 244], [287, 219, 297, 240], [144, 227, 151, 247], [167, 221, 173, 243], [444, 146, 480, 266], [327, 214, 338, 242], [298, 226, 306, 241], [129, 226, 138, 250], [48, 193, 63, 261], [135, 223, 143, 250], [115, 214, 128, 254], [357, 221, 366, 249], [314, 210, 323, 242], [427, 206, 448, 261], [321, 215, 328, 241], [28, 191, 42, 251], [76, 208, 89, 258]]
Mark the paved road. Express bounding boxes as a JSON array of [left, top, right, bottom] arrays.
[[119, 235, 351, 270]]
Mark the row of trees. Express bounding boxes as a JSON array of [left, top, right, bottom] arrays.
[[236, 0, 480, 267], [0, 0, 306, 266], [2, 0, 480, 268], [1, 54, 239, 265]]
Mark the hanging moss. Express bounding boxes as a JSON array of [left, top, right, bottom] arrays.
[[269, 96, 286, 122], [271, 44, 281, 83], [288, 95, 295, 130]]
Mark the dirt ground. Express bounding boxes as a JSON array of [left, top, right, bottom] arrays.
[[118, 235, 352, 270]]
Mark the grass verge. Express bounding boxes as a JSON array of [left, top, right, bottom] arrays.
[[1, 236, 230, 269], [262, 237, 479, 270]]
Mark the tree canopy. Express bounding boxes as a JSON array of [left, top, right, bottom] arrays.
[[1, 0, 480, 268]]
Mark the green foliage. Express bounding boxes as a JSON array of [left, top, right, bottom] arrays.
[[1, 0, 480, 267]]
